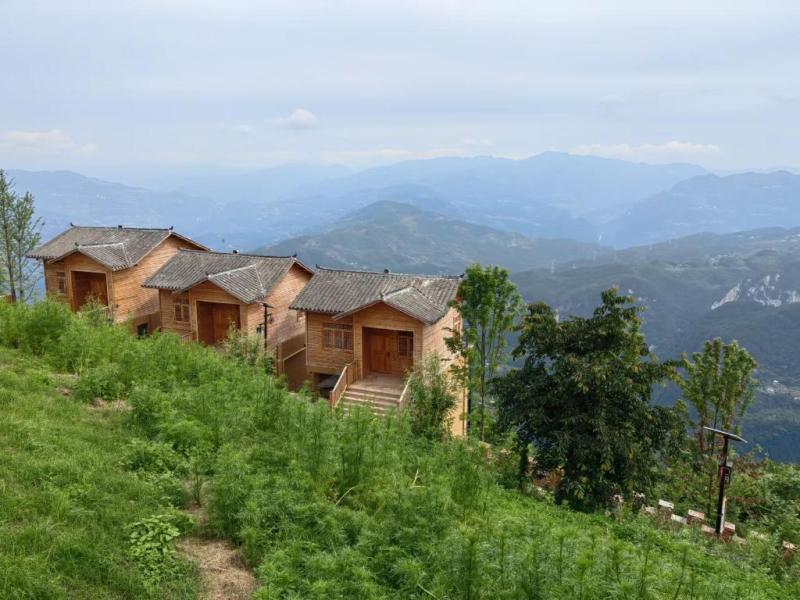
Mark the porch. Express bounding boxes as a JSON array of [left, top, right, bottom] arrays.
[[328, 357, 412, 413]]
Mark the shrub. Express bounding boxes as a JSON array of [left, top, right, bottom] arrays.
[[121, 439, 187, 476], [125, 514, 187, 585], [18, 300, 72, 355], [407, 353, 459, 440], [74, 362, 127, 402]]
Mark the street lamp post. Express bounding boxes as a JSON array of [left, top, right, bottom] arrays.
[[703, 426, 747, 536]]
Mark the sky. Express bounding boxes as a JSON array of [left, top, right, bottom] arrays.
[[1, 0, 799, 175]]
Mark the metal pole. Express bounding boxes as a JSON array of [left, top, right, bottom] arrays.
[[262, 303, 269, 353], [704, 426, 746, 537], [715, 435, 730, 535]]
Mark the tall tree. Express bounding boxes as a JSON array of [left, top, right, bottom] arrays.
[[679, 338, 757, 513], [0, 170, 42, 302], [446, 263, 521, 440], [495, 288, 685, 510]]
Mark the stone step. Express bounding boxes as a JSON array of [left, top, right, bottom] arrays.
[[343, 393, 401, 409], [341, 399, 398, 417], [345, 386, 403, 402]]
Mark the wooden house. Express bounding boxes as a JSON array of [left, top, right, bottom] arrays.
[[143, 250, 313, 384], [290, 267, 466, 435], [28, 225, 207, 333]]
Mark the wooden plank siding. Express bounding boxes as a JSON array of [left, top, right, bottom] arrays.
[[303, 301, 467, 436], [158, 264, 312, 354], [305, 312, 355, 374], [42, 235, 202, 328]]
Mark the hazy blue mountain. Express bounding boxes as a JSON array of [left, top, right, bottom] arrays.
[[602, 171, 800, 247], [512, 227, 800, 461], [330, 152, 706, 219], [6, 169, 209, 243], [255, 200, 609, 274], [167, 163, 350, 203]]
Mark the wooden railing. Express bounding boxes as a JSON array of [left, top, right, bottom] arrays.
[[398, 377, 411, 408], [329, 359, 361, 409]]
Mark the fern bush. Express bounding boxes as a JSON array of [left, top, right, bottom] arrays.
[[0, 302, 798, 599]]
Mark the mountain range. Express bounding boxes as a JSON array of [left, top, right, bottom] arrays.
[[257, 200, 608, 274], [6, 153, 800, 459]]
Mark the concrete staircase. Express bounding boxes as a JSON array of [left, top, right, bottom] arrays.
[[341, 375, 405, 417]]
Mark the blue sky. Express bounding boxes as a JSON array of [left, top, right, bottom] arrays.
[[1, 0, 798, 173]]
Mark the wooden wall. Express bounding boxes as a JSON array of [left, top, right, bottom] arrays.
[[305, 312, 355, 374], [112, 236, 200, 325], [42, 234, 202, 328], [43, 254, 113, 313], [352, 303, 424, 373], [264, 264, 312, 350], [158, 265, 310, 351]]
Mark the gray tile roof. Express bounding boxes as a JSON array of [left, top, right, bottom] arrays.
[[143, 250, 313, 304], [290, 267, 461, 325], [27, 225, 205, 271]]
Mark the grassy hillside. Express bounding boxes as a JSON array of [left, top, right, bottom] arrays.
[[0, 346, 199, 599], [0, 301, 797, 598], [257, 201, 607, 274]]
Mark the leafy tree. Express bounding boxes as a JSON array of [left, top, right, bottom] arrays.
[[446, 263, 521, 440], [0, 170, 43, 302], [495, 288, 685, 510], [407, 352, 459, 440], [679, 338, 757, 513]]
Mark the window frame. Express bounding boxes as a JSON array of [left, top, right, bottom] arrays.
[[398, 331, 414, 358], [322, 322, 353, 351], [173, 296, 191, 324], [56, 271, 67, 295]]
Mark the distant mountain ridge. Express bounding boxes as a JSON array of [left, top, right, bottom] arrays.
[[601, 171, 800, 246], [256, 200, 609, 274]]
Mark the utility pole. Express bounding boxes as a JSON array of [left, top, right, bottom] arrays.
[[703, 426, 747, 536], [261, 302, 273, 353]]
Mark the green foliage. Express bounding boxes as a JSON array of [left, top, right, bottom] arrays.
[[496, 288, 686, 510], [126, 514, 189, 587], [1, 300, 798, 599], [407, 352, 459, 440], [447, 263, 522, 440], [0, 169, 42, 302], [679, 338, 758, 513], [0, 347, 198, 599]]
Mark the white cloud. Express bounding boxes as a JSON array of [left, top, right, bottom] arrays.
[[0, 129, 96, 155], [571, 140, 720, 163], [276, 108, 318, 130]]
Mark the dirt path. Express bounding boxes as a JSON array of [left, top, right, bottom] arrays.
[[178, 505, 259, 600]]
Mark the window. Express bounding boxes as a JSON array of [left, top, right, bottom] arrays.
[[398, 331, 414, 358], [56, 271, 67, 295], [174, 297, 190, 323], [322, 323, 353, 350]]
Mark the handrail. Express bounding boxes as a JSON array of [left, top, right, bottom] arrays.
[[398, 377, 411, 408], [329, 363, 350, 409]]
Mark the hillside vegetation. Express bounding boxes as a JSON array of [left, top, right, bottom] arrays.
[[0, 301, 797, 599]]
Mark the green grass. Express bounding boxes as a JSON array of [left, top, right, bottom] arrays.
[[0, 348, 198, 599], [0, 300, 798, 599]]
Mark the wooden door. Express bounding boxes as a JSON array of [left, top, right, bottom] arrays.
[[71, 271, 108, 310], [212, 303, 240, 343], [197, 301, 240, 345], [369, 330, 391, 374]]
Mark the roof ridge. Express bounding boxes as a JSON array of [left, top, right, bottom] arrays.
[[69, 225, 172, 231], [76, 241, 126, 248], [207, 263, 260, 277], [178, 248, 297, 260], [315, 265, 462, 279]]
